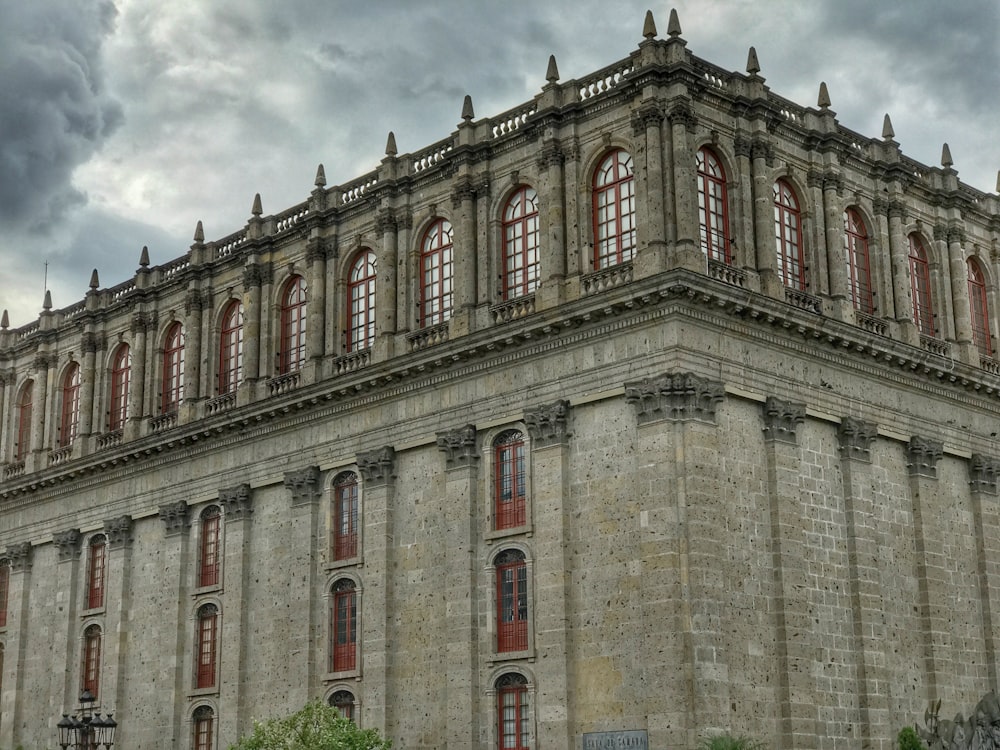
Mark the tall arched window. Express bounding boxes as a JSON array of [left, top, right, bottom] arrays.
[[844, 209, 874, 314], [592, 149, 636, 269], [193, 706, 215, 750], [494, 431, 526, 531], [496, 549, 528, 653], [0, 559, 9, 627], [279, 276, 307, 374], [82, 624, 102, 698], [199, 506, 222, 588], [59, 364, 81, 448], [773, 180, 805, 290], [968, 258, 993, 357], [496, 673, 530, 750], [162, 322, 184, 413], [696, 147, 731, 264], [15, 381, 32, 461], [347, 251, 377, 352], [502, 186, 540, 299], [219, 301, 244, 395], [330, 579, 357, 673], [329, 690, 356, 722], [196, 604, 219, 689], [109, 344, 131, 432], [909, 234, 935, 336], [332, 472, 359, 561], [420, 219, 453, 328], [87, 535, 107, 610]]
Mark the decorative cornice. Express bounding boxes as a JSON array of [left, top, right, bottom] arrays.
[[907, 436, 943, 478], [762, 397, 806, 443], [159, 500, 190, 536], [357, 446, 396, 487], [437, 424, 478, 469], [624, 373, 724, 425], [53, 528, 82, 562], [104, 515, 134, 549], [524, 400, 571, 447], [969, 454, 1000, 495], [284, 465, 321, 507], [7, 541, 33, 572], [837, 417, 878, 462], [220, 483, 253, 521]]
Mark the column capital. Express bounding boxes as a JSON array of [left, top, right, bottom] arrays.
[[907, 436, 943, 478], [243, 263, 264, 288], [220, 483, 254, 521], [104, 515, 134, 549], [969, 454, 1000, 495], [762, 397, 806, 444], [6, 541, 34, 572], [284, 465, 321, 507], [81, 332, 101, 354], [437, 425, 478, 469], [837, 417, 878, 462], [358, 446, 396, 488], [53, 529, 82, 562], [159, 500, 190, 536], [524, 400, 571, 447], [625, 372, 724, 425]]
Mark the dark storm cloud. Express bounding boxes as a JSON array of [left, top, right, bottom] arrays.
[[0, 0, 123, 234]]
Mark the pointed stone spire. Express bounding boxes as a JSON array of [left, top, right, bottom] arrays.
[[89, 269, 100, 290], [1, 309, 8, 329], [667, 8, 681, 37], [43, 289, 52, 311], [251, 193, 262, 216], [546, 54, 559, 83], [882, 113, 895, 140], [746, 46, 760, 75], [642, 10, 657, 39], [193, 220, 204, 243], [817, 82, 831, 109], [941, 143, 953, 168], [314, 163, 326, 187], [461, 94, 474, 122], [139, 245, 150, 267], [385, 132, 397, 156]]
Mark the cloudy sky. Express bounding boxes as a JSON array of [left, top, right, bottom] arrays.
[[2, 0, 998, 328]]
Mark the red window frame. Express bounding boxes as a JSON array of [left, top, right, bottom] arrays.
[[60, 364, 81, 448], [16, 381, 33, 461], [844, 209, 874, 314], [109, 345, 130, 432], [82, 625, 102, 698], [330, 581, 357, 672], [773, 180, 805, 290], [969, 258, 993, 357], [909, 234, 935, 337], [199, 507, 221, 588], [0, 561, 9, 627], [592, 149, 636, 269], [162, 322, 184, 413], [347, 251, 377, 352], [697, 147, 731, 264], [330, 690, 355, 721], [219, 301, 244, 395], [497, 675, 529, 750], [279, 276, 307, 373], [332, 473, 359, 561], [419, 220, 454, 328], [196, 604, 218, 689], [494, 431, 526, 530], [193, 707, 214, 750], [502, 187, 540, 299], [496, 552, 528, 653], [87, 536, 107, 610]]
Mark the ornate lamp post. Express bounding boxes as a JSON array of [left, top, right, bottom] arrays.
[[57, 690, 117, 749]]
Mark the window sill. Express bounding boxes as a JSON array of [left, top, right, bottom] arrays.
[[81, 606, 106, 618], [188, 686, 219, 698], [488, 649, 535, 664], [484, 525, 532, 542], [193, 583, 222, 597], [325, 556, 363, 571], [323, 669, 361, 682]]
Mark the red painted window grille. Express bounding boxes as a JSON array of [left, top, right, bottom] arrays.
[[82, 624, 102, 698], [968, 258, 993, 357], [496, 550, 528, 653], [494, 431, 526, 530], [199, 507, 221, 588], [497, 673, 529, 750], [330, 690, 355, 721], [193, 706, 214, 750], [502, 187, 540, 299], [909, 234, 935, 337], [773, 180, 805, 290], [60, 364, 81, 448], [347, 251, 377, 352], [109, 345, 131, 432], [592, 150, 636, 269], [419, 220, 453, 328], [843, 209, 874, 314], [696, 147, 731, 264], [162, 322, 184, 413], [0, 560, 9, 627], [330, 580, 357, 672], [333, 473, 359, 560], [16, 381, 33, 461], [219, 301, 244, 395], [279, 276, 307, 373], [87, 535, 107, 610], [196, 604, 218, 689]]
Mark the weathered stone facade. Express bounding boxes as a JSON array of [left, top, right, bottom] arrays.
[[1, 9, 1000, 750]]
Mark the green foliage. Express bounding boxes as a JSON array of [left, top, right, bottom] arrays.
[[699, 733, 764, 750], [227, 700, 392, 750], [898, 726, 926, 750]]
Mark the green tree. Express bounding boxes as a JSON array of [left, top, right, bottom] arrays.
[[227, 700, 391, 750]]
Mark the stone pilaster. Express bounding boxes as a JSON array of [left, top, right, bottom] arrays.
[[242, 262, 263, 383], [375, 213, 397, 359], [945, 227, 976, 362], [631, 103, 668, 278], [218, 483, 253, 741], [1, 543, 33, 750], [968, 454, 1000, 693], [30, 356, 49, 455], [888, 202, 920, 344], [128, 313, 149, 436], [305, 238, 327, 365], [155, 501, 191, 746], [183, 289, 205, 410], [667, 103, 701, 271], [823, 173, 852, 321], [102, 516, 134, 719], [751, 138, 782, 297], [51, 532, 83, 725], [538, 141, 567, 301], [450, 179, 478, 336]]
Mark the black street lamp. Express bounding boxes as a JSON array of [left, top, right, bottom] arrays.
[[57, 690, 117, 749]]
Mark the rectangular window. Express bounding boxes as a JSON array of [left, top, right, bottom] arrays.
[[197, 610, 218, 689], [498, 683, 529, 750], [82, 627, 102, 698], [497, 560, 528, 653], [333, 478, 359, 561], [0, 562, 8, 628], [494, 435, 527, 530], [331, 588, 357, 672], [87, 539, 106, 609], [199, 512, 221, 588]]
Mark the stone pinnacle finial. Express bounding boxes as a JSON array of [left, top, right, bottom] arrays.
[[139, 245, 150, 267], [996, 170, 1000, 193], [193, 220, 204, 243], [941, 143, 953, 168], [314, 164, 326, 187], [817, 82, 831, 109], [385, 131, 397, 156], [43, 289, 52, 311], [642, 10, 657, 39], [89, 269, 100, 290], [667, 8, 681, 37], [461, 94, 474, 122], [746, 46, 760, 75], [882, 113, 895, 140], [1, 309, 7, 329], [546, 54, 559, 83], [251, 193, 262, 217]]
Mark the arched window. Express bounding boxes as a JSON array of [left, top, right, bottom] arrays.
[[495, 549, 528, 653], [109, 344, 131, 432], [329, 690, 356, 722], [219, 301, 244, 395], [82, 624, 102, 698], [494, 431, 526, 531], [279, 276, 307, 374], [697, 147, 731, 264], [196, 603, 219, 689], [968, 258, 993, 357], [15, 381, 32, 461], [162, 322, 184, 413], [332, 472, 359, 561], [59, 364, 81, 448], [87, 535, 107, 610], [502, 187, 540, 299], [844, 209, 874, 314], [193, 706, 215, 750], [330, 579, 357, 673], [773, 180, 805, 290], [199, 506, 222, 588], [592, 149, 636, 269], [909, 234, 935, 336], [347, 251, 377, 352], [0, 559, 9, 627], [496, 673, 530, 750], [419, 219, 453, 328]]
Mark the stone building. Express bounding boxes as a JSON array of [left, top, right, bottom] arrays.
[[2, 8, 1000, 750]]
